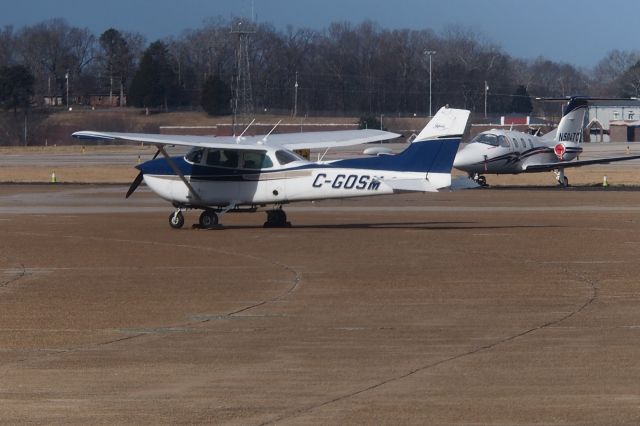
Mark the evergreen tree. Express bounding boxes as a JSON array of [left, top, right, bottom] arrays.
[[201, 75, 232, 116], [0, 65, 34, 112], [128, 41, 180, 110], [510, 85, 533, 114]]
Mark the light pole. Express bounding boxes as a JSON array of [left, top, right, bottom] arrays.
[[65, 71, 69, 109], [424, 50, 436, 117], [293, 71, 299, 117], [484, 81, 489, 119]]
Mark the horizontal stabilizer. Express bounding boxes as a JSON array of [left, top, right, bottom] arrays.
[[382, 178, 440, 193], [449, 176, 481, 190]]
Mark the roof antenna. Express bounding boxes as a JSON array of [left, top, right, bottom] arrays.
[[236, 118, 255, 144], [259, 120, 281, 144]]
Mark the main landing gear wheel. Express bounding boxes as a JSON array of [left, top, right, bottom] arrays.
[[476, 175, 487, 187], [169, 211, 184, 229], [264, 209, 291, 228], [199, 210, 219, 229]]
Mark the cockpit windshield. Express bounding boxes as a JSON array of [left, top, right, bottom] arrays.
[[185, 147, 204, 163], [471, 133, 509, 147]]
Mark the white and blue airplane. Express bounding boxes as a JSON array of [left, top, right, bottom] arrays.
[[453, 97, 640, 186], [73, 106, 469, 228]]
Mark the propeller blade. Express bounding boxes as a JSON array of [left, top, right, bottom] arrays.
[[126, 172, 144, 199]]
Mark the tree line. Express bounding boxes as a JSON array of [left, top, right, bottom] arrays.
[[2, 17, 640, 120]]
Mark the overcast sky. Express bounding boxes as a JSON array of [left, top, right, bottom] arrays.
[[1, 0, 636, 68]]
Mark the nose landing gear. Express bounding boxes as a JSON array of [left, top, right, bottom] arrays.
[[169, 210, 185, 229], [471, 173, 488, 187]]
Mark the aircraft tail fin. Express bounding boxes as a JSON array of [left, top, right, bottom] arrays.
[[329, 107, 470, 179], [415, 106, 470, 141], [555, 98, 587, 144]]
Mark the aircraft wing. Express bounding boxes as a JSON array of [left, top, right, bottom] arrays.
[[524, 154, 640, 172], [72, 129, 400, 150]]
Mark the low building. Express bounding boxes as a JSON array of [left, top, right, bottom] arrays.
[[88, 94, 127, 107], [609, 120, 640, 142]]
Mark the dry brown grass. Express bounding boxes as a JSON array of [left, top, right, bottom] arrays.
[[0, 165, 137, 183]]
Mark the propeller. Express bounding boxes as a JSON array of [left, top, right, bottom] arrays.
[[125, 148, 161, 199], [126, 172, 144, 198]]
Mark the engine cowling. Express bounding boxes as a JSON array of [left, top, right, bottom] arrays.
[[554, 143, 567, 161]]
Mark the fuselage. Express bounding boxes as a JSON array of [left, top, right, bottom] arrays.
[[453, 129, 582, 175], [139, 142, 455, 208]]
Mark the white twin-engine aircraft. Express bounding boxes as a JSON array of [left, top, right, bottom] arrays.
[[453, 97, 640, 186], [73, 106, 470, 229]]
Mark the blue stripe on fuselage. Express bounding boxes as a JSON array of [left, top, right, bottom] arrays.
[[137, 138, 461, 177]]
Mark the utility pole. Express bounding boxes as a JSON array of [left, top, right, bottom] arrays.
[[425, 50, 436, 117]]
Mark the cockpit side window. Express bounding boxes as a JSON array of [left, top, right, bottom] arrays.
[[498, 135, 510, 147], [186, 148, 204, 164], [275, 149, 305, 165], [205, 149, 239, 168]]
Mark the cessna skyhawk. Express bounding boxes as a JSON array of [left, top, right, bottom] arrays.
[[73, 106, 469, 228], [453, 97, 640, 186]]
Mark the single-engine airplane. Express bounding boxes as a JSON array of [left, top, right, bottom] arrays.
[[73, 106, 470, 229], [453, 96, 640, 186]]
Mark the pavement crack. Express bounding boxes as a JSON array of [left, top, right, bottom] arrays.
[[0, 262, 27, 289], [260, 264, 599, 425]]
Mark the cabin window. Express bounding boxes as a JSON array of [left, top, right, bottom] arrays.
[[512, 138, 519, 148], [520, 138, 526, 149], [275, 150, 305, 165], [241, 150, 273, 169], [205, 149, 239, 168], [185, 148, 204, 164], [528, 139, 534, 148]]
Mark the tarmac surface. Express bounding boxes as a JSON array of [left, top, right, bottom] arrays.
[[1, 184, 640, 424]]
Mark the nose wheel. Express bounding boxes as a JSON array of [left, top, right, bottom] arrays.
[[264, 209, 291, 228], [472, 173, 487, 187], [169, 211, 185, 229]]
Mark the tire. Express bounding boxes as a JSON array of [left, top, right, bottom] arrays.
[[477, 175, 487, 187], [264, 209, 289, 227], [199, 210, 219, 228], [169, 211, 184, 229]]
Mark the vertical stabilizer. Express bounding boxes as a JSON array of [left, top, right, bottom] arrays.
[[555, 98, 587, 144], [415, 107, 470, 141]]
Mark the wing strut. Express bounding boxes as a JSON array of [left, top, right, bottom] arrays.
[[157, 146, 204, 206]]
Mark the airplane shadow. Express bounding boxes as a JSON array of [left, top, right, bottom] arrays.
[[199, 222, 565, 231]]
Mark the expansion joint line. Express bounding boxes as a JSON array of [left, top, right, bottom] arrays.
[[260, 264, 599, 425]]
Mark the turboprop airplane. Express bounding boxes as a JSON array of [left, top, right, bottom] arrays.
[[453, 96, 640, 186], [72, 106, 470, 229]]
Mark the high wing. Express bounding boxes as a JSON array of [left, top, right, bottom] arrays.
[[72, 129, 400, 150], [524, 154, 640, 172]]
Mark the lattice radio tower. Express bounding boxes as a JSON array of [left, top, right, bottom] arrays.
[[231, 18, 255, 126]]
